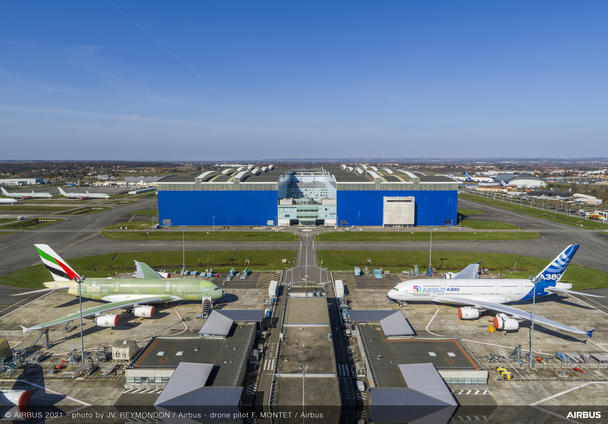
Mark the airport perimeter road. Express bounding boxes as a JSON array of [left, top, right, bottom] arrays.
[[0, 198, 155, 278], [457, 197, 608, 271]]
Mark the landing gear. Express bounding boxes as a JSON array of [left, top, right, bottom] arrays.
[[201, 296, 212, 318]]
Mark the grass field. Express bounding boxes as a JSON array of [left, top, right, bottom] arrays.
[[316, 231, 539, 241], [317, 250, 608, 290], [105, 221, 154, 230], [0, 249, 297, 288], [101, 230, 299, 241], [457, 208, 482, 215], [59, 206, 109, 215], [460, 192, 608, 230], [0, 218, 64, 230], [459, 219, 520, 230], [0, 205, 71, 213]]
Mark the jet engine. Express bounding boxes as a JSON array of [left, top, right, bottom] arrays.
[[0, 389, 31, 412], [458, 307, 480, 320], [96, 314, 119, 327], [133, 305, 156, 318], [493, 313, 519, 331]]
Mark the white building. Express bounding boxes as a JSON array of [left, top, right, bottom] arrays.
[[507, 176, 547, 189]]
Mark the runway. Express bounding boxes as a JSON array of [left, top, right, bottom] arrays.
[[1, 195, 607, 288]]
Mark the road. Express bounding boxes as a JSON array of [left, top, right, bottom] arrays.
[[2, 194, 608, 285]]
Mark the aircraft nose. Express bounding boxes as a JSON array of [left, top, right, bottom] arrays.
[[388, 289, 397, 299]]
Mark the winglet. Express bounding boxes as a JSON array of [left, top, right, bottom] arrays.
[[20, 325, 30, 334], [587, 329, 595, 338]]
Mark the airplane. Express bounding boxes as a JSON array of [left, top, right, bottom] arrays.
[[1, 187, 52, 199], [0, 198, 17, 204], [387, 244, 601, 337], [17, 244, 224, 334], [463, 171, 495, 183], [57, 187, 109, 200]]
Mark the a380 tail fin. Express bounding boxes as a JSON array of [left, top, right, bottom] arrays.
[[34, 244, 81, 282], [1, 187, 9, 195], [58, 187, 66, 195], [534, 244, 579, 284]]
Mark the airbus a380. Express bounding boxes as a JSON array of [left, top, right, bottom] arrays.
[[388, 245, 601, 337], [58, 187, 109, 199], [17, 244, 223, 334]]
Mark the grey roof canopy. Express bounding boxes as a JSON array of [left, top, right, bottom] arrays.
[[216, 309, 264, 322], [350, 310, 396, 322], [199, 311, 234, 336], [379, 311, 415, 337], [154, 362, 213, 406], [399, 363, 457, 406]]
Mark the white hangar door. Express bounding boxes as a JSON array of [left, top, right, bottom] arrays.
[[383, 196, 415, 226]]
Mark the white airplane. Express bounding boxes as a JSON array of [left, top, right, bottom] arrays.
[[58, 187, 109, 200], [1, 187, 52, 199], [388, 245, 600, 337], [0, 198, 17, 204]]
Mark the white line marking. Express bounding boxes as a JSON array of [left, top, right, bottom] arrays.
[[0, 290, 54, 320], [425, 307, 442, 337], [530, 382, 608, 406]]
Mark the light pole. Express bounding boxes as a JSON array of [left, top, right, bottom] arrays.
[[529, 278, 537, 368], [182, 227, 185, 274], [298, 363, 309, 420], [428, 231, 433, 276], [76, 276, 86, 368]]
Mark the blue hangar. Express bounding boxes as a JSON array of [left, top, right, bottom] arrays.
[[157, 164, 458, 227]]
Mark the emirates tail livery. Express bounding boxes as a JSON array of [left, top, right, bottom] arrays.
[[388, 244, 602, 337]]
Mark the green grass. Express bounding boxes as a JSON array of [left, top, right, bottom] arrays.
[[0, 205, 71, 213], [132, 208, 157, 216], [59, 206, 109, 215], [0, 250, 297, 288], [105, 221, 154, 230], [0, 218, 14, 223], [459, 219, 520, 230], [101, 230, 299, 241], [318, 250, 608, 290], [316, 231, 539, 241], [0, 218, 64, 229], [458, 208, 482, 215], [460, 192, 608, 230]]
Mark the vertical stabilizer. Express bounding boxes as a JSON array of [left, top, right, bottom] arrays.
[[34, 244, 80, 281], [534, 244, 579, 284]]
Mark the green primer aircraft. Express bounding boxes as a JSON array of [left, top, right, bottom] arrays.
[[18, 244, 224, 333]]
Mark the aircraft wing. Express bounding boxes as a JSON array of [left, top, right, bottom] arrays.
[[545, 287, 605, 298], [442, 296, 594, 337], [20, 296, 171, 333], [134, 260, 163, 279], [452, 263, 480, 279]]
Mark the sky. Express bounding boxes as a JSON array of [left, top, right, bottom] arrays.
[[0, 1, 607, 160]]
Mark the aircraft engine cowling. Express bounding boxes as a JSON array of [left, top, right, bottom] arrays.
[[493, 314, 519, 331], [0, 389, 31, 412], [458, 307, 480, 320], [133, 305, 156, 318], [96, 314, 119, 327]]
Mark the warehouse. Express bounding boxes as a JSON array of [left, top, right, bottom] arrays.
[[157, 164, 458, 227]]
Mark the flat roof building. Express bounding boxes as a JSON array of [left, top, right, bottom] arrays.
[[157, 163, 458, 227]]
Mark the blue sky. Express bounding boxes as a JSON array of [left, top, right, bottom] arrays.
[[1, 1, 606, 160]]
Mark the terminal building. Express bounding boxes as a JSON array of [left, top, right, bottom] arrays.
[[157, 164, 458, 227]]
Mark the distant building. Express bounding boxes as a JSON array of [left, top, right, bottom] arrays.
[[0, 178, 43, 186], [157, 164, 458, 227], [505, 175, 547, 189]]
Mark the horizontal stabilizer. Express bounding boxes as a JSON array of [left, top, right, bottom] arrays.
[[546, 287, 605, 298], [21, 325, 30, 334], [12, 286, 69, 296], [587, 329, 595, 338]]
